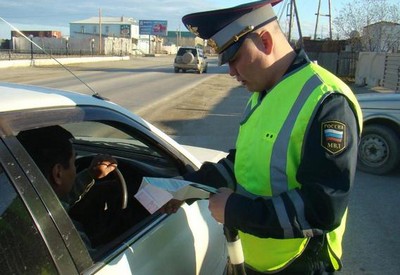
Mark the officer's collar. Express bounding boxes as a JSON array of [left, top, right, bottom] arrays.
[[284, 48, 310, 75], [260, 49, 309, 98]]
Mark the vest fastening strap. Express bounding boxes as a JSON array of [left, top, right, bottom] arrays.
[[287, 189, 312, 235], [273, 196, 295, 238]]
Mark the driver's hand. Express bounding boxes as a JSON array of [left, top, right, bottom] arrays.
[[160, 199, 184, 214], [88, 154, 118, 179]]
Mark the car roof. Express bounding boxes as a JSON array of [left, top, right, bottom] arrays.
[[356, 92, 400, 110], [0, 82, 112, 112], [0, 82, 202, 166]]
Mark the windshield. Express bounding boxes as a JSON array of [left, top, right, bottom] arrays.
[[63, 121, 162, 157]]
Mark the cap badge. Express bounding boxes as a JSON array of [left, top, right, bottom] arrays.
[[186, 25, 199, 36], [216, 25, 255, 54], [207, 39, 218, 51]]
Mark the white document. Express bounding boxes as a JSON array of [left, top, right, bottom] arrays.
[[134, 177, 217, 214]]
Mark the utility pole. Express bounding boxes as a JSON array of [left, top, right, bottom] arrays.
[[99, 8, 102, 54], [287, 0, 294, 42], [29, 34, 34, 61], [314, 0, 332, 40], [286, 0, 303, 48]]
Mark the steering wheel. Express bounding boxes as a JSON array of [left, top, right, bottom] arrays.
[[69, 164, 130, 247], [114, 167, 128, 209]]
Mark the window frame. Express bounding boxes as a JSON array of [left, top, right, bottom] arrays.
[[0, 139, 83, 274], [0, 104, 200, 272]]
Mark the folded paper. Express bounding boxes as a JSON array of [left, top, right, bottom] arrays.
[[134, 177, 217, 214]]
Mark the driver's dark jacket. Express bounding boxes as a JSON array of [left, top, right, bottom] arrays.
[[61, 169, 96, 255], [64, 169, 95, 210], [184, 49, 360, 271]]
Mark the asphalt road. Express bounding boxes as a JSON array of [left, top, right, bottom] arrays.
[[0, 55, 227, 113], [1, 56, 399, 274]]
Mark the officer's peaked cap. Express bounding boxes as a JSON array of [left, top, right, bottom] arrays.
[[182, 0, 283, 65]]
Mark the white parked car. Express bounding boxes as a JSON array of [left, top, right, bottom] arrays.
[[357, 93, 400, 175], [0, 82, 227, 274]]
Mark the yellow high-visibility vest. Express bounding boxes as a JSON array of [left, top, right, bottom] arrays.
[[235, 62, 362, 272]]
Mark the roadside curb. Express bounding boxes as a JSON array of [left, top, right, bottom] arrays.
[[0, 56, 130, 68]]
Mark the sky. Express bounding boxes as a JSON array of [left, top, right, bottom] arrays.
[[0, 0, 397, 40]]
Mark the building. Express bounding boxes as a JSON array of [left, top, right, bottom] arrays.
[[70, 17, 174, 55], [70, 16, 140, 55], [362, 21, 400, 53], [11, 30, 62, 39], [70, 16, 139, 40], [164, 31, 217, 54], [164, 31, 196, 47]]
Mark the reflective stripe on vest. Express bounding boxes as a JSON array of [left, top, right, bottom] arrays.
[[270, 74, 322, 195], [234, 62, 362, 272]]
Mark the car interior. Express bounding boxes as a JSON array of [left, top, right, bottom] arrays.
[[16, 119, 193, 261]]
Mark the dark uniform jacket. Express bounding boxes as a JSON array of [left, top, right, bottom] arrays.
[[184, 49, 360, 240]]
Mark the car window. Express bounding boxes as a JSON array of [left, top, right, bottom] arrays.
[[177, 47, 199, 57], [15, 117, 186, 262], [177, 48, 184, 55], [63, 121, 162, 157], [6, 104, 196, 265], [0, 166, 57, 274], [6, 106, 182, 170]]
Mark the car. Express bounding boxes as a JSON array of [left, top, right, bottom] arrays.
[[0, 82, 228, 274], [356, 92, 400, 175], [173, 46, 208, 74]]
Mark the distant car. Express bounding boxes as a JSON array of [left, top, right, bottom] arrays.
[[356, 93, 400, 175], [0, 82, 227, 274], [174, 46, 208, 74]]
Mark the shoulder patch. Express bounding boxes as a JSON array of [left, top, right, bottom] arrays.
[[321, 120, 347, 155]]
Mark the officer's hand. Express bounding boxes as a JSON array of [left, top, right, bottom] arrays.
[[160, 199, 184, 214], [209, 187, 233, 224], [88, 154, 118, 179]]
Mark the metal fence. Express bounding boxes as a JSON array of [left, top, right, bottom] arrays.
[[1, 36, 133, 60], [0, 49, 100, 60], [307, 51, 358, 78], [382, 53, 400, 91]]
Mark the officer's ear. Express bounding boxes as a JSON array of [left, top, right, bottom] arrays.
[[259, 31, 273, 55]]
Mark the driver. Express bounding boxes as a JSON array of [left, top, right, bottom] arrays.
[[17, 125, 117, 254]]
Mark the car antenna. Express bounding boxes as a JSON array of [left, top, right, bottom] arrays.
[[0, 16, 107, 100]]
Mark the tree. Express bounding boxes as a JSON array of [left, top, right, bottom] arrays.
[[333, 0, 400, 52]]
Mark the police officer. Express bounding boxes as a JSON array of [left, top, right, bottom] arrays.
[[177, 0, 363, 274]]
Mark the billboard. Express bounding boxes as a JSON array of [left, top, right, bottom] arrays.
[[139, 20, 168, 36], [120, 25, 131, 37]]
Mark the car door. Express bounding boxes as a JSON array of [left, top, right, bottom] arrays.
[[90, 200, 227, 275], [61, 112, 228, 274], [0, 139, 85, 274], [3, 105, 228, 274]]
